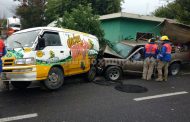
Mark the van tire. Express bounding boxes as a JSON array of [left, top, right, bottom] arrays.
[[169, 63, 181, 76], [105, 66, 122, 81], [43, 67, 64, 90], [11, 81, 31, 89], [86, 66, 96, 82]]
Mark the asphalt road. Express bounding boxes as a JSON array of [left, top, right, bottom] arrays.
[[0, 72, 190, 122]]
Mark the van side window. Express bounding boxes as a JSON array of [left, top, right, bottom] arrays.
[[43, 32, 62, 46]]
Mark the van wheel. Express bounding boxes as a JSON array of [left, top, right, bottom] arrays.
[[11, 81, 31, 89], [169, 63, 181, 76], [43, 67, 64, 90], [105, 66, 122, 81], [86, 66, 96, 82]]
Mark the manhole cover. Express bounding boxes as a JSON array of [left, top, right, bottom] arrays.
[[115, 84, 148, 93]]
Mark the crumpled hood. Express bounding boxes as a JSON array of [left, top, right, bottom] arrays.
[[103, 45, 124, 58]]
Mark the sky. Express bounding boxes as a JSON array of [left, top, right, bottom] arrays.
[[0, 0, 172, 19], [122, 0, 172, 15], [0, 0, 19, 18]]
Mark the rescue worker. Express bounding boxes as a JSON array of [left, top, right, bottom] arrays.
[[156, 35, 172, 82], [142, 38, 159, 80], [0, 37, 7, 91]]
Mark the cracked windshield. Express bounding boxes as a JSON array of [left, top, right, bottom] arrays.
[[6, 30, 40, 48]]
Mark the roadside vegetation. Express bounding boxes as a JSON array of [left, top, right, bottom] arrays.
[[153, 0, 190, 25]]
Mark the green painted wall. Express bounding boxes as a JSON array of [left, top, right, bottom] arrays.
[[101, 18, 162, 43], [100, 18, 121, 43]]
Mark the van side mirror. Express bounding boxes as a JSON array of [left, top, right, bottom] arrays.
[[37, 37, 45, 50]]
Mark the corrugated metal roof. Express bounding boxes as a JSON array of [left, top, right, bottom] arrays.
[[100, 12, 165, 22]]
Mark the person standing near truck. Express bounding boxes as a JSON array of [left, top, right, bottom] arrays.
[[0, 38, 6, 73], [142, 38, 159, 80], [156, 36, 172, 82], [0, 37, 7, 90]]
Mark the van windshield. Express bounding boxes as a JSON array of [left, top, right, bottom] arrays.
[[6, 30, 40, 48]]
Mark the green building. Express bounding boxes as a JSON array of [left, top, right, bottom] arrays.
[[100, 12, 165, 43]]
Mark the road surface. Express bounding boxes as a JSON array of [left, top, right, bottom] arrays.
[[0, 73, 190, 122]]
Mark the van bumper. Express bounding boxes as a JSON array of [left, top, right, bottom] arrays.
[[2, 65, 37, 82]]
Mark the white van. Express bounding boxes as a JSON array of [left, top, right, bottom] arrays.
[[2, 27, 99, 90]]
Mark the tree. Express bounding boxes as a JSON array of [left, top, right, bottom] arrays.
[[153, 3, 178, 19], [56, 4, 105, 46], [175, 0, 190, 24], [153, 0, 190, 25], [16, 0, 46, 29], [90, 0, 123, 15], [44, 0, 123, 24]]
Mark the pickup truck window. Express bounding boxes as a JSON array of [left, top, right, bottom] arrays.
[[6, 29, 40, 48], [131, 48, 144, 61], [113, 43, 133, 58]]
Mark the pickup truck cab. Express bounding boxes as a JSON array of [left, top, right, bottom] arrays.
[[98, 41, 190, 81], [2, 27, 99, 90]]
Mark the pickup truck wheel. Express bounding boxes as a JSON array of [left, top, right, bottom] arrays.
[[43, 67, 64, 90], [86, 66, 96, 82], [11, 81, 31, 89], [105, 66, 122, 81], [169, 63, 181, 76]]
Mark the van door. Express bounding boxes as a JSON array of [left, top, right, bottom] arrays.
[[36, 31, 65, 78]]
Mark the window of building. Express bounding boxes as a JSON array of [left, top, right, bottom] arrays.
[[136, 32, 154, 40]]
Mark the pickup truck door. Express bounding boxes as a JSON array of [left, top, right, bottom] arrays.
[[123, 47, 144, 73]]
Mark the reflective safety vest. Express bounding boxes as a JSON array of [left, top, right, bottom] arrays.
[[163, 43, 172, 54], [145, 43, 158, 54], [0, 39, 5, 57]]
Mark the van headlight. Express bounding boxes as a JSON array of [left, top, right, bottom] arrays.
[[15, 58, 35, 65]]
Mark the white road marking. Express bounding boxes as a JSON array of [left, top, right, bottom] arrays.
[[0, 113, 38, 122], [182, 72, 190, 75], [134, 91, 188, 101]]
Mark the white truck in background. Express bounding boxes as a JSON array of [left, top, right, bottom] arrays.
[[0, 16, 21, 37], [7, 17, 21, 32]]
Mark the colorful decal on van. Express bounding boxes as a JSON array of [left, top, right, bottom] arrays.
[[36, 56, 72, 66], [36, 51, 44, 58], [49, 50, 55, 59], [68, 35, 97, 59], [24, 48, 32, 53], [34, 34, 98, 67], [4, 49, 23, 59]]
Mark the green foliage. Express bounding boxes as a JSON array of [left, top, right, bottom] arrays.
[[175, 0, 190, 24], [56, 4, 105, 47], [44, 0, 123, 24], [153, 3, 178, 19], [16, 0, 46, 29], [90, 0, 123, 15], [153, 0, 190, 25]]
